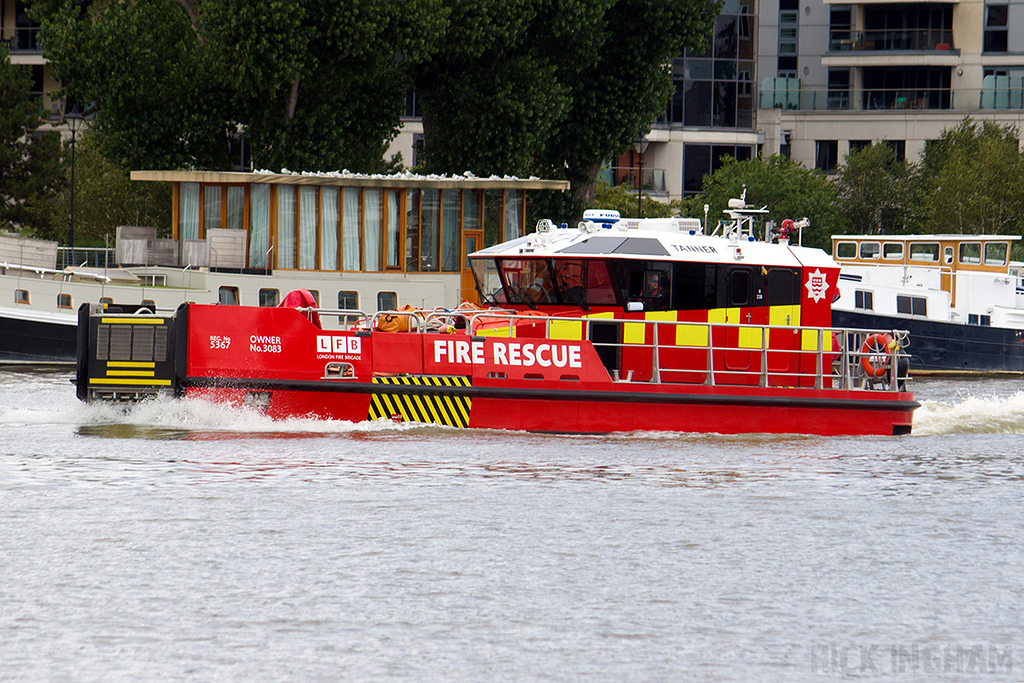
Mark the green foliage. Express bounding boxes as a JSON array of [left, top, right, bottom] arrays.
[[32, 0, 446, 172], [413, 0, 720, 208], [683, 155, 844, 249], [34, 129, 171, 246], [918, 118, 1024, 235], [835, 143, 923, 235], [0, 45, 64, 234]]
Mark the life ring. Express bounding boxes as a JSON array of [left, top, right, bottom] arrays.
[[860, 333, 896, 378]]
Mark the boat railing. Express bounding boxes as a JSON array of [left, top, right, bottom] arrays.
[[464, 312, 911, 392]]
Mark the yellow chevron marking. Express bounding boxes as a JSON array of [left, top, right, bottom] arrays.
[[368, 376, 472, 428]]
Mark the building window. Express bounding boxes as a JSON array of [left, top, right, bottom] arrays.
[[849, 140, 871, 155], [683, 144, 753, 196], [259, 288, 279, 307], [815, 140, 838, 172], [985, 5, 1008, 52], [778, 0, 799, 73], [377, 291, 398, 312], [57, 293, 72, 309], [884, 140, 906, 162], [855, 290, 874, 311], [15, 289, 29, 304]]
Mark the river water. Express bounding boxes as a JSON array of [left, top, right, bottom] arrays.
[[1, 368, 1023, 681]]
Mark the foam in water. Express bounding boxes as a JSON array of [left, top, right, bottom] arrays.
[[912, 390, 1024, 435]]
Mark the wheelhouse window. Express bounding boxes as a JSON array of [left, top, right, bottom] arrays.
[[909, 242, 939, 262], [502, 259, 557, 304], [859, 242, 880, 259], [836, 241, 857, 259], [985, 242, 1008, 266], [883, 242, 903, 260], [259, 288, 279, 307], [471, 258, 507, 305], [728, 268, 752, 306], [959, 242, 981, 265]]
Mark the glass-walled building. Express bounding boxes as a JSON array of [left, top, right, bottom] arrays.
[[130, 170, 568, 307], [133, 170, 564, 272]]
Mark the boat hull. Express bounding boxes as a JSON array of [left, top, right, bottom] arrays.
[[833, 309, 1024, 374], [185, 379, 916, 436], [76, 302, 919, 437], [0, 308, 77, 363]]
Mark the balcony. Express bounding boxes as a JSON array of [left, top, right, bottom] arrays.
[[1, 27, 42, 54], [828, 29, 954, 53], [756, 84, 1022, 112]]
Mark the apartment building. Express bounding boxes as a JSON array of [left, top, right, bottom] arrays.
[[757, 0, 1024, 172], [2, 0, 61, 114]]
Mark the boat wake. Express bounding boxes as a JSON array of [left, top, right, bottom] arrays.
[[912, 391, 1024, 435]]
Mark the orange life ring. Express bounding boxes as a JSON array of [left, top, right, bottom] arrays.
[[860, 333, 895, 378]]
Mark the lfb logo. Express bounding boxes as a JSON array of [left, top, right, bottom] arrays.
[[317, 335, 361, 354], [804, 268, 829, 303]]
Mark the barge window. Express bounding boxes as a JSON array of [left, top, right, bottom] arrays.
[[99, 297, 113, 306], [259, 288, 280, 307], [219, 287, 239, 306], [985, 242, 1008, 266], [321, 186, 339, 271], [307, 290, 320, 306], [859, 241, 880, 259], [835, 241, 857, 259], [897, 295, 927, 316], [57, 293, 72, 309], [377, 291, 397, 311], [883, 243, 903, 260], [338, 291, 358, 310], [363, 188, 381, 271], [855, 290, 873, 310], [14, 289, 29, 304], [959, 242, 981, 265], [909, 242, 939, 262], [277, 187, 296, 269], [471, 258, 507, 305]]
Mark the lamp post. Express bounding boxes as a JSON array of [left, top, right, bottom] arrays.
[[633, 133, 650, 218], [66, 105, 85, 268]]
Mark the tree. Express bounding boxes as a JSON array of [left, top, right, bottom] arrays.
[[834, 143, 922, 235], [35, 129, 171, 247], [681, 155, 844, 249], [31, 0, 444, 172], [0, 44, 64, 234], [918, 118, 1024, 235], [411, 0, 720, 216]]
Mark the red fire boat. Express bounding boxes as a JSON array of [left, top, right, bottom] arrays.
[[76, 195, 918, 436]]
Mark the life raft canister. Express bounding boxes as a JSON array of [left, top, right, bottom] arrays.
[[860, 333, 897, 378]]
